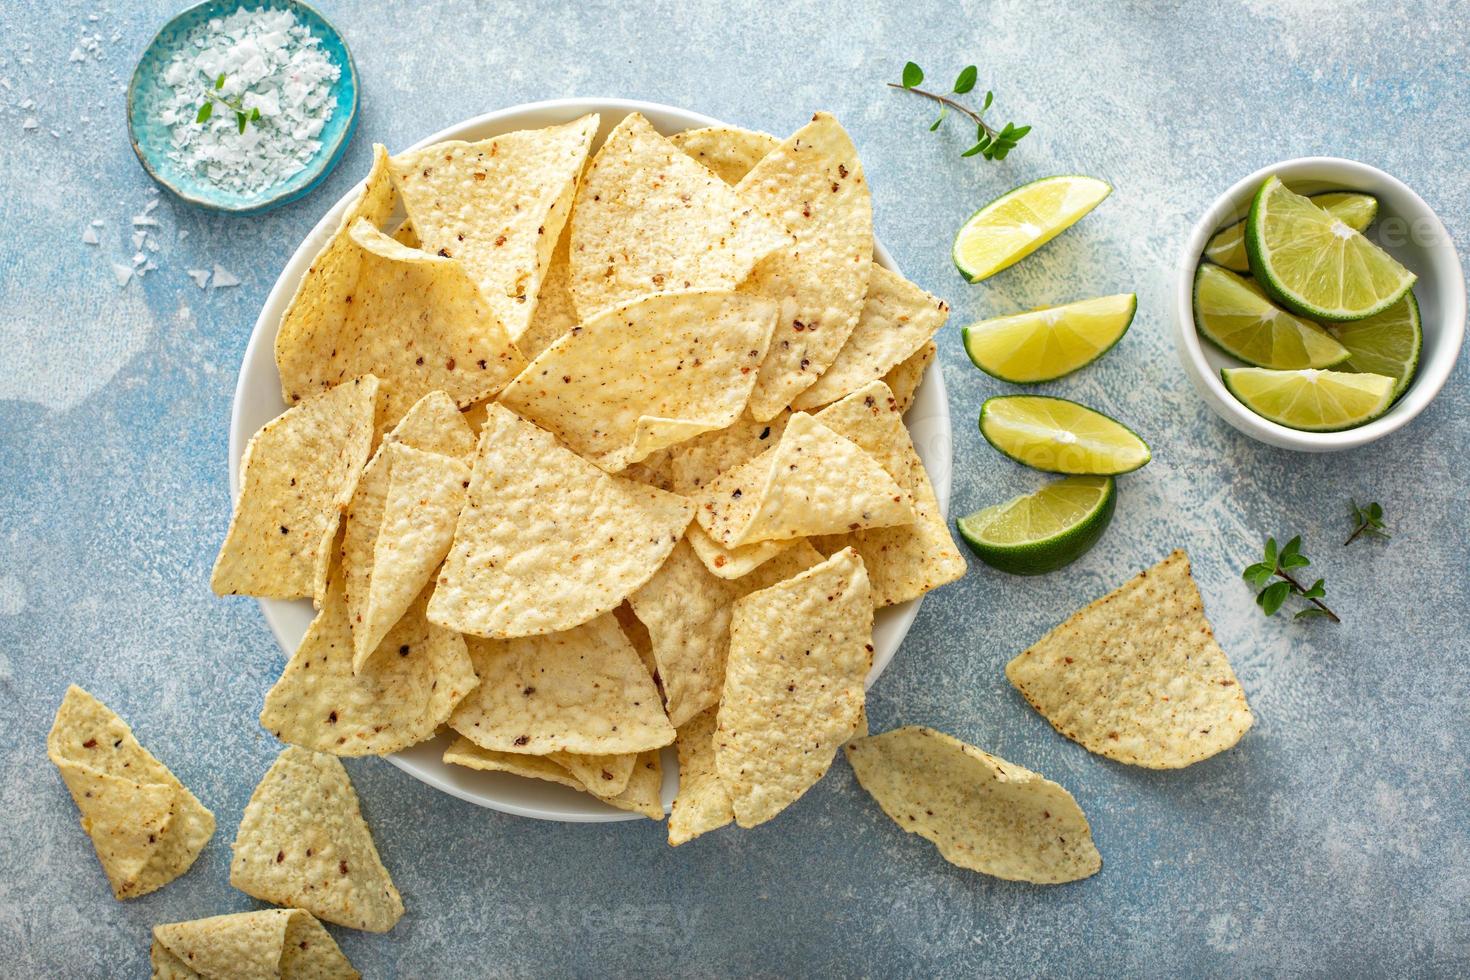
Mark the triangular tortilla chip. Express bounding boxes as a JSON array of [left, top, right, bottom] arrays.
[[514, 220, 579, 361], [230, 746, 404, 932], [379, 389, 476, 460], [736, 112, 873, 419], [669, 707, 733, 846], [812, 382, 966, 606], [791, 265, 949, 410], [449, 614, 674, 755], [442, 737, 586, 791], [716, 548, 873, 827], [1004, 550, 1254, 768], [685, 523, 796, 580], [427, 405, 694, 638], [568, 112, 790, 319], [260, 570, 476, 757], [442, 739, 662, 817], [883, 340, 936, 414], [212, 376, 379, 604], [499, 290, 778, 471], [695, 412, 912, 548], [47, 686, 214, 900], [547, 751, 637, 799], [670, 412, 789, 495], [668, 126, 780, 185], [388, 114, 598, 342], [151, 909, 358, 979], [844, 726, 1102, 884], [603, 750, 665, 820]]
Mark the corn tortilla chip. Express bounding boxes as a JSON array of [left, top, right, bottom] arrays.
[[791, 265, 949, 410], [547, 751, 637, 799], [231, 746, 404, 932], [499, 290, 779, 472], [669, 707, 733, 846], [686, 521, 797, 580], [568, 112, 790, 319], [151, 909, 358, 979], [442, 739, 655, 814], [388, 114, 598, 342], [1005, 550, 1254, 768], [883, 340, 936, 415], [736, 113, 874, 419], [379, 389, 476, 460], [845, 726, 1102, 884], [669, 411, 789, 495], [514, 220, 579, 362], [442, 737, 585, 791], [46, 686, 214, 900], [716, 547, 872, 827], [212, 375, 379, 604], [603, 750, 665, 820], [427, 405, 694, 638], [668, 125, 780, 185]]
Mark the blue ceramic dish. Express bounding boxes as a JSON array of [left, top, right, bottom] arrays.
[[127, 0, 358, 214]]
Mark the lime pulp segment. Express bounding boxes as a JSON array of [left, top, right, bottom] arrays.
[[962, 293, 1136, 383], [952, 175, 1111, 283], [979, 395, 1150, 475], [957, 475, 1116, 575], [1204, 191, 1378, 272], [1221, 366, 1395, 431], [1192, 265, 1348, 369], [1327, 290, 1422, 401]]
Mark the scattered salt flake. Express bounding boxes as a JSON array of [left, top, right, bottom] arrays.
[[20, 98, 33, 110], [186, 268, 210, 289], [50, 130, 61, 139], [81, 227, 100, 245], [143, 198, 160, 213], [131, 231, 146, 249], [177, 229, 190, 241], [69, 48, 85, 63], [145, 238, 160, 253], [132, 252, 147, 266], [22, 117, 38, 131], [111, 263, 133, 287], [132, 215, 159, 227], [90, 219, 104, 227], [210, 265, 240, 288]]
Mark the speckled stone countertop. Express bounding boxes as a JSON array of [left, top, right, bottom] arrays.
[[2, 1, 1467, 976]]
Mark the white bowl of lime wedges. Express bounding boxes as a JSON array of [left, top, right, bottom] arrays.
[[1173, 157, 1464, 451]]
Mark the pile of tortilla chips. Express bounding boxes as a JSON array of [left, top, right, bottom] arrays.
[[212, 109, 965, 836]]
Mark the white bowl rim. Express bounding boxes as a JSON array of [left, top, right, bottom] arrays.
[[228, 96, 952, 821], [1171, 155, 1465, 452]]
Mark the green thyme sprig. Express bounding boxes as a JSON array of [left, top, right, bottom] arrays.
[[197, 73, 263, 134], [1242, 535, 1339, 623], [1345, 499, 1388, 546], [888, 62, 1030, 161]]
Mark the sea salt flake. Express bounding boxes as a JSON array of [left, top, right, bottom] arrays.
[[81, 227, 100, 245], [132, 215, 159, 227], [131, 231, 146, 249], [69, 48, 86, 63], [22, 117, 38, 131], [211, 265, 240, 288], [132, 252, 147, 266], [112, 263, 133, 287], [187, 268, 210, 288]]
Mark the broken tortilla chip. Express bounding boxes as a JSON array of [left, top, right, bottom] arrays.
[[668, 125, 780, 185], [151, 909, 358, 979], [883, 340, 936, 415], [669, 707, 733, 846], [603, 750, 665, 820], [685, 521, 797, 580], [547, 751, 637, 799]]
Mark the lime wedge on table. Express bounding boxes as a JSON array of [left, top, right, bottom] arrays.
[[1246, 176, 1415, 320], [957, 476, 1116, 575], [1221, 367, 1395, 431], [1192, 265, 1348, 368], [1204, 191, 1378, 272], [953, 176, 1111, 283], [963, 293, 1136, 382], [1327, 291, 1422, 401], [979, 396, 1150, 475]]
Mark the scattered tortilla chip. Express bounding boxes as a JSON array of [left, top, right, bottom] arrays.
[[448, 613, 675, 755], [427, 405, 693, 638], [212, 375, 379, 604], [686, 521, 796, 580], [547, 751, 637, 799], [845, 726, 1102, 884], [603, 750, 665, 820], [568, 112, 790, 319], [715, 547, 872, 827], [668, 707, 733, 846], [388, 114, 598, 341], [231, 746, 404, 932], [883, 340, 936, 415], [695, 411, 913, 549], [669, 411, 789, 495], [514, 220, 579, 362], [151, 909, 358, 979], [260, 570, 476, 757], [791, 265, 949, 410], [736, 112, 874, 419], [668, 125, 780, 185], [442, 737, 586, 791], [812, 381, 966, 606], [46, 686, 214, 900], [499, 290, 779, 471], [1005, 550, 1254, 768]]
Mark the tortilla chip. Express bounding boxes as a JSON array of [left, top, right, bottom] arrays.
[[812, 382, 966, 606], [391, 218, 419, 248], [448, 613, 675, 755], [668, 125, 780, 185], [844, 726, 1102, 884], [568, 112, 790, 319], [427, 405, 694, 638], [736, 112, 874, 419], [212, 375, 379, 604], [46, 686, 214, 900], [669, 411, 789, 495], [715, 547, 872, 827], [231, 746, 404, 932], [514, 220, 579, 361], [791, 265, 949, 410], [883, 340, 936, 415], [499, 290, 779, 471], [260, 571, 476, 757], [686, 522, 796, 580], [388, 114, 598, 342], [620, 447, 676, 492], [668, 707, 733, 846], [547, 751, 637, 798], [442, 737, 586, 791], [603, 750, 665, 820], [695, 411, 913, 548], [379, 389, 476, 459], [1004, 550, 1254, 768], [151, 909, 358, 979]]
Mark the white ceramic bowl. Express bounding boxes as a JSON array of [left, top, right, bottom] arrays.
[[1172, 157, 1465, 451], [230, 98, 952, 821]]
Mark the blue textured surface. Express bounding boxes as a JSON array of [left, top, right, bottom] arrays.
[[2, 1, 1467, 976]]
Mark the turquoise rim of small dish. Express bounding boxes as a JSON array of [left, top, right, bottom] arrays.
[[126, 0, 359, 215]]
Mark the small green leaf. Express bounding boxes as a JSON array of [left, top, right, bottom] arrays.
[[983, 90, 994, 111], [236, 111, 248, 134], [1008, 124, 1032, 140], [196, 102, 212, 124], [929, 107, 947, 131], [902, 62, 924, 88], [215, 73, 226, 90], [1263, 537, 1278, 567], [1259, 581, 1291, 616], [953, 65, 978, 94], [992, 145, 1012, 160], [960, 142, 986, 158], [1282, 536, 1303, 561], [1281, 553, 1310, 570], [1301, 578, 1326, 599], [1295, 607, 1331, 620], [251, 107, 262, 121]]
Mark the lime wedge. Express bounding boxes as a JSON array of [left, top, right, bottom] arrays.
[[1327, 290, 1421, 400], [957, 475, 1115, 575], [1192, 265, 1348, 368], [1221, 367, 1395, 431], [979, 395, 1150, 474], [962, 293, 1136, 383], [953, 176, 1111, 283], [1245, 176, 1415, 320], [1204, 191, 1378, 272]]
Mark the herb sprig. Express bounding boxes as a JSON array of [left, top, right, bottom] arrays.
[[889, 62, 1030, 161], [1242, 535, 1339, 623], [1345, 499, 1389, 546], [197, 73, 263, 134]]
